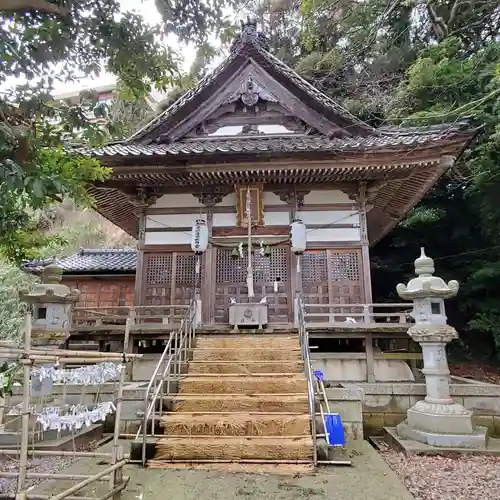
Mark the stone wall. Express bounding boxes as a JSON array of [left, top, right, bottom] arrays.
[[324, 386, 364, 441], [343, 377, 500, 436]]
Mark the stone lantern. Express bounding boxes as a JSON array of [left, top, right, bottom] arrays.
[[395, 248, 487, 448], [19, 263, 80, 345]]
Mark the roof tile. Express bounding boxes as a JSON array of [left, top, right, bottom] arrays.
[[83, 127, 468, 158], [22, 249, 137, 274]]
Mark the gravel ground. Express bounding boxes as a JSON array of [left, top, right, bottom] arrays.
[[0, 455, 78, 496], [380, 445, 500, 500], [0, 439, 101, 496]]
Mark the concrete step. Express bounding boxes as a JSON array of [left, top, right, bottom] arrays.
[[159, 412, 311, 437], [192, 348, 302, 362], [188, 360, 304, 374], [169, 394, 309, 413], [179, 375, 307, 394], [154, 436, 314, 461]]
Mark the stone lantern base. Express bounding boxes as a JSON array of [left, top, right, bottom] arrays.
[[397, 422, 488, 449], [397, 400, 488, 448]]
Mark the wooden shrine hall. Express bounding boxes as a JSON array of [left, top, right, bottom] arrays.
[[80, 20, 475, 330]]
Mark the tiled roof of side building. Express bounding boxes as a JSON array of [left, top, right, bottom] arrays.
[[22, 249, 137, 274]]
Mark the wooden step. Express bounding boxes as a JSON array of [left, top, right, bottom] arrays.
[[179, 375, 307, 394], [192, 348, 302, 362], [160, 412, 310, 437], [188, 360, 304, 375], [154, 436, 313, 461], [170, 394, 309, 413], [196, 335, 300, 349], [146, 461, 314, 474]]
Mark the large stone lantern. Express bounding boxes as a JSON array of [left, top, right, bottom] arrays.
[[396, 248, 487, 448], [20, 263, 80, 344]]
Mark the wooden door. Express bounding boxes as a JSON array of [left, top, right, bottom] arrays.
[[301, 249, 363, 322], [142, 252, 197, 307], [213, 246, 291, 324]]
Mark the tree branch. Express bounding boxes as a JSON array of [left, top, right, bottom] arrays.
[[0, 0, 68, 17]]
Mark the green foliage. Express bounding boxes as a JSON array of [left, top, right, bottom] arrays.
[[0, 0, 183, 263], [231, 0, 500, 359], [0, 361, 23, 398], [0, 260, 35, 342]]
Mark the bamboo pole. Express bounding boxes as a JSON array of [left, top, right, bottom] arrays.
[[48, 459, 128, 500], [0, 472, 113, 480], [0, 348, 142, 359], [16, 314, 32, 495], [6, 495, 108, 500], [109, 316, 130, 499], [19, 356, 139, 364], [0, 450, 125, 458]]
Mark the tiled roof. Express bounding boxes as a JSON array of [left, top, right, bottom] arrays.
[[85, 123, 470, 158], [22, 249, 137, 274], [126, 22, 374, 143]]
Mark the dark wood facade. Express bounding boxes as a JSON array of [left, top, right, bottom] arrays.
[[63, 276, 135, 308]]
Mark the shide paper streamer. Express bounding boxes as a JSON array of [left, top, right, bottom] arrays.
[[32, 362, 124, 385], [9, 402, 117, 432], [8, 362, 123, 432]]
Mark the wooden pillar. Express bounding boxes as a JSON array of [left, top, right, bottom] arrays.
[[203, 207, 214, 325], [193, 192, 226, 326], [280, 190, 308, 324], [358, 182, 373, 305], [365, 335, 375, 383], [134, 208, 147, 306]]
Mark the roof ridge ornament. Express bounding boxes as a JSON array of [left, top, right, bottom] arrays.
[[231, 16, 271, 52]]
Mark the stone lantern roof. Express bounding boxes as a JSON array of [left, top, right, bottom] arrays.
[[19, 263, 80, 304], [396, 248, 459, 300]]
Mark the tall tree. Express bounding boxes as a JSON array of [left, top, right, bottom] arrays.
[[0, 0, 187, 262]]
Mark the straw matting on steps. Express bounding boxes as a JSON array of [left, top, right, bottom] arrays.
[[171, 394, 309, 413], [178, 375, 307, 394], [192, 348, 302, 362], [146, 461, 314, 475], [188, 360, 304, 374], [196, 335, 300, 349], [160, 412, 311, 437], [152, 333, 313, 464], [154, 436, 313, 461]]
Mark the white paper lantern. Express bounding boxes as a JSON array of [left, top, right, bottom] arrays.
[[290, 219, 307, 254], [191, 219, 209, 254]]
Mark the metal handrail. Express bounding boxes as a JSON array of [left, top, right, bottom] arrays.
[[137, 299, 197, 465], [296, 293, 318, 466]]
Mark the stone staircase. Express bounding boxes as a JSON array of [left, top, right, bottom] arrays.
[[147, 334, 314, 465]]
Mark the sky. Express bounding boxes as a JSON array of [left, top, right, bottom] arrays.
[[54, 0, 198, 95], [1, 0, 199, 97]]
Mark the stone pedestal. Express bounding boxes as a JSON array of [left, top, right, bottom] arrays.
[[229, 303, 268, 330], [395, 248, 487, 449]]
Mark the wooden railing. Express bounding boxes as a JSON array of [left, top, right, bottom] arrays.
[[72, 305, 190, 330], [303, 303, 413, 328]]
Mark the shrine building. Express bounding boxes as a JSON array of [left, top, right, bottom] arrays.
[[75, 20, 474, 330]]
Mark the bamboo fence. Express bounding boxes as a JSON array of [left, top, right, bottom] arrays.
[[0, 313, 140, 500]]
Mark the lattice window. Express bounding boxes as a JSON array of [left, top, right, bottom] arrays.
[[175, 254, 197, 284], [146, 254, 173, 285], [330, 251, 360, 281], [216, 249, 248, 283], [302, 252, 328, 283], [216, 247, 289, 284], [267, 247, 289, 282]]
